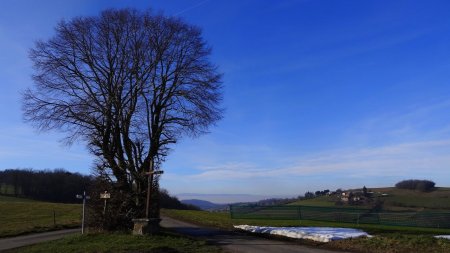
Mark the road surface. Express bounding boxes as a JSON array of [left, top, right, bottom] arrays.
[[1, 218, 350, 253], [161, 216, 349, 253], [0, 229, 79, 252]]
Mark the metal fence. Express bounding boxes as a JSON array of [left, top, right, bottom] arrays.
[[230, 205, 450, 229]]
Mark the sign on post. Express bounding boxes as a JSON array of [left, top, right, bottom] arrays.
[[100, 192, 111, 199], [76, 191, 90, 234], [100, 191, 110, 216]]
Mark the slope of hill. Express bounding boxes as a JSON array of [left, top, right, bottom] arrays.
[[0, 195, 81, 237], [181, 199, 227, 211], [289, 187, 450, 211]]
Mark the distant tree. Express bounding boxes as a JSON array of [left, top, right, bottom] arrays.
[[304, 191, 315, 199], [363, 186, 368, 197], [23, 9, 223, 226], [395, 179, 435, 192], [347, 191, 354, 205], [0, 174, 3, 194]]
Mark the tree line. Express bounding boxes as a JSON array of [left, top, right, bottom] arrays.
[[395, 179, 435, 192], [0, 168, 197, 213], [0, 169, 92, 203]]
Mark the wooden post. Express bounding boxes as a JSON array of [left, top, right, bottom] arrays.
[[145, 159, 154, 219], [144, 160, 163, 219]]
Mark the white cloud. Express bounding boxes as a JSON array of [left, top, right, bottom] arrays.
[[188, 139, 450, 181]]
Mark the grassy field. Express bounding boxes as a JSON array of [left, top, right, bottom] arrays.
[[288, 195, 338, 207], [162, 209, 450, 253], [5, 232, 222, 253], [0, 195, 81, 238], [289, 187, 450, 211]]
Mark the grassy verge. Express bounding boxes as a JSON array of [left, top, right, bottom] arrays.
[[162, 209, 450, 235], [0, 195, 81, 238], [162, 209, 450, 253], [5, 232, 222, 253], [328, 234, 450, 253]]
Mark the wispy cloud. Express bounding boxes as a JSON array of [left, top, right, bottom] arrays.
[[158, 97, 450, 199], [346, 99, 450, 145], [189, 139, 450, 181]]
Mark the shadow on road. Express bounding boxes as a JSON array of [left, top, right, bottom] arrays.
[[160, 216, 347, 253]]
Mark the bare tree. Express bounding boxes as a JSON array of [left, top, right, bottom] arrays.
[[23, 9, 223, 223]]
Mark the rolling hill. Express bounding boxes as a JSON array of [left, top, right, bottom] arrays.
[[0, 195, 81, 237], [289, 187, 450, 211], [181, 199, 228, 211]]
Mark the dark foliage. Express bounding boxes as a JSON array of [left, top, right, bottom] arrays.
[[315, 189, 330, 196], [363, 186, 368, 197], [159, 189, 199, 210], [0, 168, 92, 203], [395, 179, 436, 192], [87, 176, 196, 230], [304, 191, 315, 199]]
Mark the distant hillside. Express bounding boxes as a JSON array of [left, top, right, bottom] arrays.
[[176, 193, 291, 203], [289, 187, 450, 211], [181, 199, 228, 211]]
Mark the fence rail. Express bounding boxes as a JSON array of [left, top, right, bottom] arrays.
[[229, 205, 450, 228]]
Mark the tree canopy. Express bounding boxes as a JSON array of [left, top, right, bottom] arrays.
[[23, 8, 223, 223]]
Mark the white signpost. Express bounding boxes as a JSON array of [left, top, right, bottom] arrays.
[[76, 191, 90, 234], [100, 191, 111, 215]]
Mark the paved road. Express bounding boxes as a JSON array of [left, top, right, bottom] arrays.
[[161, 216, 348, 253], [0, 229, 80, 252]]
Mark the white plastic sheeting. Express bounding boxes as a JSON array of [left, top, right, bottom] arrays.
[[234, 225, 371, 242], [435, 235, 450, 240]]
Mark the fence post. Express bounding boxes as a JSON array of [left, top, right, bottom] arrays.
[[53, 210, 56, 227], [297, 206, 302, 220], [356, 213, 360, 225]]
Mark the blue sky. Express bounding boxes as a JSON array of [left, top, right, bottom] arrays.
[[1, 0, 450, 202]]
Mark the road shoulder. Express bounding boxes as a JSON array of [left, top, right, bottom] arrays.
[[0, 229, 79, 252]]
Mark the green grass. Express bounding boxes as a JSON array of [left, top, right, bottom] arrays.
[[0, 195, 81, 238], [163, 209, 450, 253], [6, 232, 222, 253], [162, 209, 450, 235], [288, 195, 340, 207], [328, 234, 450, 253]]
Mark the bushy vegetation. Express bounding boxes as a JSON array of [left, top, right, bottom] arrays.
[[159, 189, 199, 211], [395, 179, 435, 192], [86, 177, 198, 231]]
